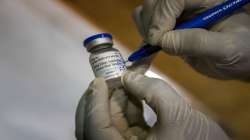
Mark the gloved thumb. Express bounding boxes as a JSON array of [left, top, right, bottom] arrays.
[[159, 29, 228, 58], [77, 78, 124, 140], [122, 71, 186, 126], [122, 72, 231, 140]]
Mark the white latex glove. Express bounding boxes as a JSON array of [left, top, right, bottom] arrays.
[[75, 72, 230, 140], [133, 0, 250, 81], [75, 78, 148, 140]]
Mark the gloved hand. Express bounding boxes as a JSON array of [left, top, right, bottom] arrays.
[[75, 77, 148, 140], [133, 0, 250, 81], [75, 71, 230, 140]]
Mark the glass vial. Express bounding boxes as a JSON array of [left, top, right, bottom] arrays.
[[83, 33, 127, 88]]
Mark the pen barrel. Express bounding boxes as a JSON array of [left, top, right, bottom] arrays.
[[175, 0, 250, 29]]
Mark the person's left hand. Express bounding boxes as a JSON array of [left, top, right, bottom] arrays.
[[75, 72, 230, 140], [75, 77, 149, 140]]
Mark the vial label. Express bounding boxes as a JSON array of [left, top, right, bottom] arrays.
[[90, 51, 127, 80]]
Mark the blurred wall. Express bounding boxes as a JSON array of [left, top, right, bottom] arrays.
[[61, 1, 250, 140], [0, 0, 105, 139]]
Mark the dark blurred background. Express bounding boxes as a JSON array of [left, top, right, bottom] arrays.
[[61, 1, 250, 140]]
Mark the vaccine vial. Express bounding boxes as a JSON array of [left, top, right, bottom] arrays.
[[83, 33, 127, 88]]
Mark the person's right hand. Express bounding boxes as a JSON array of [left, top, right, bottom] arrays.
[[133, 0, 250, 81]]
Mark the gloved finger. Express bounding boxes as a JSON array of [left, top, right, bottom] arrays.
[[109, 87, 129, 133], [124, 126, 148, 140], [183, 56, 229, 79], [132, 6, 145, 38], [132, 2, 157, 55], [127, 43, 156, 74], [84, 78, 124, 140], [212, 12, 250, 33], [160, 29, 228, 58], [122, 71, 187, 126], [75, 89, 87, 140], [109, 87, 148, 139], [145, 0, 223, 45], [126, 99, 146, 126], [131, 6, 157, 74], [146, 0, 183, 45], [131, 2, 158, 74], [109, 86, 148, 132], [141, 0, 158, 39]]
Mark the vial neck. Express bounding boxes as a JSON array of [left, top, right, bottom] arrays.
[[89, 45, 112, 53]]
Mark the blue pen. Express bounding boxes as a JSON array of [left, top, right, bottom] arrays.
[[128, 0, 250, 62]]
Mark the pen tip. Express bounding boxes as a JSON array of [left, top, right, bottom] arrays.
[[125, 60, 133, 68]]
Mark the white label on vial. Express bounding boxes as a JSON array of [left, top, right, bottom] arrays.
[[90, 51, 127, 80]]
